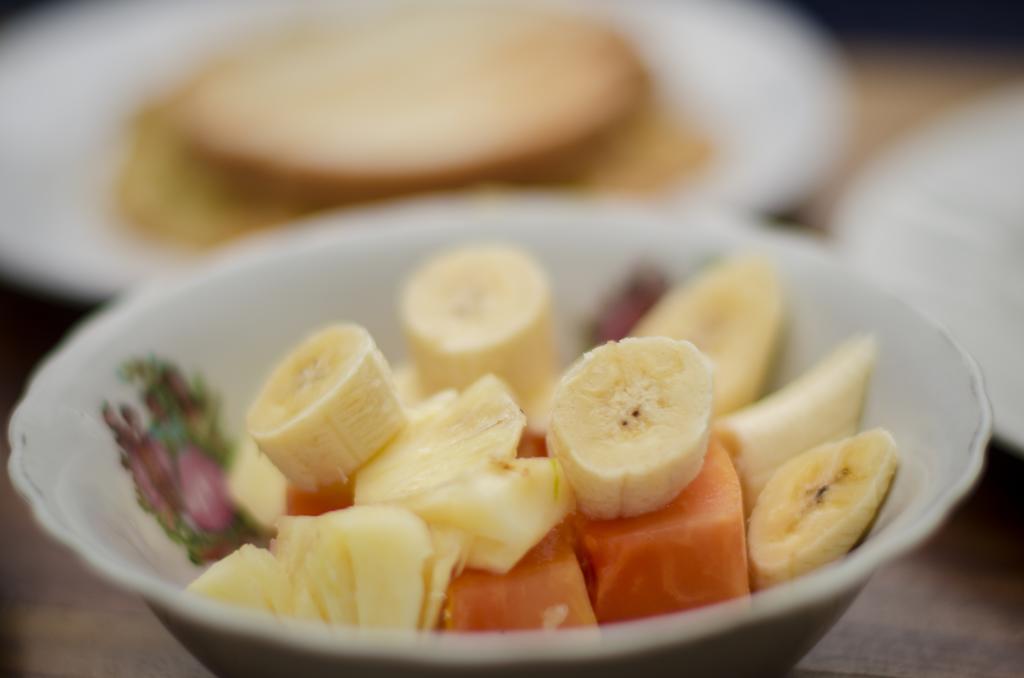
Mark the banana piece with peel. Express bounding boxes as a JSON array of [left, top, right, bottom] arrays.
[[246, 324, 407, 491], [716, 335, 877, 515], [547, 336, 713, 519], [400, 244, 557, 419], [632, 254, 783, 415], [748, 428, 899, 589]]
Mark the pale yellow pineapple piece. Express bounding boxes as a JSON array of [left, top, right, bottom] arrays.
[[187, 544, 289, 615], [227, 437, 287, 530], [402, 457, 572, 573], [355, 375, 523, 505]]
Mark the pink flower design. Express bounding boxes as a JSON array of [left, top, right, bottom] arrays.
[[129, 439, 179, 522], [177, 445, 234, 532], [105, 358, 269, 562]]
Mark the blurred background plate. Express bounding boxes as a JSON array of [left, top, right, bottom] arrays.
[[0, 0, 845, 302], [832, 84, 1024, 453]]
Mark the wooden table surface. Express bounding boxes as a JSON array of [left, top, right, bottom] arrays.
[[2, 45, 1024, 678]]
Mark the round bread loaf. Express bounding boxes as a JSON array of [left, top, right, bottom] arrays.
[[176, 5, 647, 199]]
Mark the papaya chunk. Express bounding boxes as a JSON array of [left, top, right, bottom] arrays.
[[446, 522, 596, 631], [576, 439, 749, 623]]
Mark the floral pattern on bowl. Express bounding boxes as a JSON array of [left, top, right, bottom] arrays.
[[102, 357, 267, 563]]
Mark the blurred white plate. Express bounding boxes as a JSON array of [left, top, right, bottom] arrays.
[[833, 84, 1024, 453], [0, 0, 845, 301]]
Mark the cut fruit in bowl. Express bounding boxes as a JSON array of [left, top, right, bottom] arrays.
[[7, 196, 989, 678]]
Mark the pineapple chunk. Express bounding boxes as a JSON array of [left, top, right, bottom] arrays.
[[354, 376, 523, 504], [273, 506, 437, 629], [274, 515, 355, 623], [420, 527, 469, 629], [336, 506, 434, 629], [187, 544, 289, 614], [355, 376, 570, 572], [190, 506, 460, 630], [228, 437, 287, 530], [402, 457, 573, 573]]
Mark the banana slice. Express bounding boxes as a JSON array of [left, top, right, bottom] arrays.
[[187, 544, 290, 615], [227, 437, 287, 530], [716, 335, 877, 515], [354, 375, 524, 505], [632, 255, 783, 415], [748, 428, 899, 589], [547, 337, 713, 519], [400, 244, 557, 411], [247, 324, 407, 491], [400, 457, 573, 573]]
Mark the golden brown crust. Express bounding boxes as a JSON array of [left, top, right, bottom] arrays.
[[114, 100, 316, 249], [115, 7, 712, 250], [174, 6, 650, 201], [115, 95, 712, 250]]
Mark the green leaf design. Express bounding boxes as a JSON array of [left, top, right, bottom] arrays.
[[105, 356, 269, 564]]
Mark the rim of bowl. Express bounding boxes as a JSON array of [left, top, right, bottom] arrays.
[[7, 196, 991, 665]]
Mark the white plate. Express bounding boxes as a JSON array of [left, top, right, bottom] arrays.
[[0, 0, 845, 302], [832, 85, 1024, 452]]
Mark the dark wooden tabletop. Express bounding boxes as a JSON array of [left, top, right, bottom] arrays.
[[2, 46, 1024, 678]]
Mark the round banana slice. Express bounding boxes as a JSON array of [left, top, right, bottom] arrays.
[[633, 254, 783, 415], [400, 244, 557, 407], [247, 324, 406, 491], [748, 428, 899, 590], [547, 337, 713, 519]]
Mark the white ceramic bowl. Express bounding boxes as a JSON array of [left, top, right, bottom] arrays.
[[8, 197, 989, 678]]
